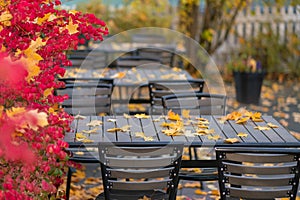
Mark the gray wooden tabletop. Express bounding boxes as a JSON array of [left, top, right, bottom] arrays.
[[65, 115, 300, 148]]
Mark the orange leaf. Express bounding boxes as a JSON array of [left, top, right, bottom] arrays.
[[236, 117, 250, 124], [267, 122, 279, 128], [194, 189, 207, 195], [224, 138, 240, 144], [237, 132, 248, 137], [182, 109, 190, 119], [167, 110, 181, 121]]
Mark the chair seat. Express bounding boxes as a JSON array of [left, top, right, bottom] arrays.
[[95, 189, 168, 200]]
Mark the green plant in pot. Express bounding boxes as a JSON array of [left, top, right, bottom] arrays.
[[227, 54, 265, 105]]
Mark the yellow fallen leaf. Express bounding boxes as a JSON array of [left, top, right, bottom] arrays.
[[75, 151, 84, 155], [86, 120, 102, 127], [183, 182, 201, 188], [120, 125, 131, 132], [196, 117, 209, 121], [110, 72, 126, 79], [252, 118, 263, 122], [74, 114, 86, 120], [207, 135, 221, 141], [167, 110, 181, 121], [267, 123, 279, 128], [194, 189, 207, 195], [196, 129, 215, 135], [134, 113, 150, 119], [143, 136, 154, 141], [224, 138, 240, 144], [254, 126, 271, 131], [107, 128, 122, 132], [135, 132, 145, 138], [82, 128, 99, 134], [236, 117, 250, 124], [76, 133, 87, 140], [82, 139, 94, 143], [107, 118, 116, 122], [123, 113, 131, 119], [208, 189, 220, 196], [237, 132, 248, 137], [182, 109, 190, 119], [197, 125, 209, 129]]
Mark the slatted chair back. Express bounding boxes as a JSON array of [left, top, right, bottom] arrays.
[[56, 82, 113, 115], [162, 93, 226, 115], [136, 47, 175, 67], [98, 142, 184, 200], [215, 147, 300, 200], [113, 55, 162, 68], [148, 79, 205, 115], [58, 77, 114, 85]]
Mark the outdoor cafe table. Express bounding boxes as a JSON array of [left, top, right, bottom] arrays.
[[65, 115, 300, 168]]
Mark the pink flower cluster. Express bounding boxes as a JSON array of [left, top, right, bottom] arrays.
[[0, 0, 108, 199]]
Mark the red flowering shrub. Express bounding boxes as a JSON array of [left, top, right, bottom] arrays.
[[0, 0, 108, 199]]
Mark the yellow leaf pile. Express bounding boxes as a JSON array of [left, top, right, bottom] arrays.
[[221, 109, 263, 124]]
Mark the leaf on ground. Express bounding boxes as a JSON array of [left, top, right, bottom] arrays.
[[237, 132, 248, 137], [183, 182, 201, 188], [224, 138, 240, 144], [86, 120, 102, 127], [194, 189, 207, 195], [110, 72, 126, 79], [267, 122, 279, 128], [254, 126, 271, 131]]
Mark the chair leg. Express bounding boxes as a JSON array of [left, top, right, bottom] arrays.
[[66, 167, 76, 200]]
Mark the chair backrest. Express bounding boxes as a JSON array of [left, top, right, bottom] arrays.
[[148, 79, 205, 114], [136, 47, 175, 67], [215, 147, 300, 200], [162, 92, 226, 115], [56, 80, 113, 115], [58, 77, 114, 85], [99, 142, 184, 200], [113, 55, 162, 68]]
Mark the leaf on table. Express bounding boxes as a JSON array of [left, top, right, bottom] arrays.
[[134, 132, 153, 141], [107, 118, 116, 123], [235, 117, 250, 124], [76, 133, 87, 140], [123, 113, 131, 119], [194, 189, 208, 195], [162, 129, 183, 136], [167, 110, 181, 121], [196, 117, 208, 121], [74, 114, 86, 120], [183, 182, 201, 188], [86, 120, 102, 127], [110, 72, 126, 79], [267, 122, 279, 128], [82, 139, 94, 143], [197, 120, 209, 125], [182, 109, 190, 119], [134, 113, 150, 119], [237, 132, 248, 137], [224, 138, 240, 144], [197, 125, 209, 129], [254, 126, 271, 131], [106, 127, 122, 132], [120, 125, 131, 132], [291, 131, 300, 140], [207, 135, 221, 141], [225, 111, 243, 121], [196, 129, 215, 135], [82, 128, 99, 134], [152, 116, 164, 122]]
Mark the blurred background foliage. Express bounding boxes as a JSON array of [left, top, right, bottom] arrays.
[[76, 0, 300, 79]]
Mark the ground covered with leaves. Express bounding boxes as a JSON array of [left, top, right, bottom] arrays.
[[59, 79, 300, 200]]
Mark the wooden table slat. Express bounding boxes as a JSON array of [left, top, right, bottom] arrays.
[[115, 116, 132, 142], [262, 116, 299, 143], [151, 116, 173, 142], [128, 117, 146, 142], [103, 116, 117, 142]]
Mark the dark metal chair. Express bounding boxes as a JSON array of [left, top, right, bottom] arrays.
[[162, 92, 226, 116], [162, 92, 226, 188], [215, 147, 300, 200], [148, 79, 205, 115], [136, 47, 176, 67], [96, 142, 184, 200], [56, 81, 113, 116]]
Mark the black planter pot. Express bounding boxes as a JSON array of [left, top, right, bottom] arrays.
[[233, 71, 265, 105]]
